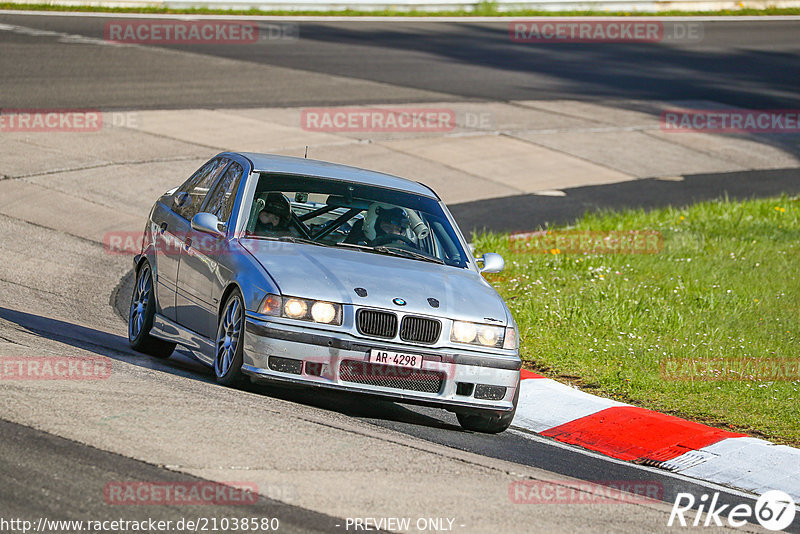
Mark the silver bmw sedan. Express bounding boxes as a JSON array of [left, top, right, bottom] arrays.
[[129, 152, 521, 433]]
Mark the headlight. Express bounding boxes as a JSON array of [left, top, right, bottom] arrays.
[[478, 327, 499, 346], [258, 294, 342, 325], [284, 298, 308, 319], [311, 301, 337, 324], [450, 320, 505, 348], [451, 321, 477, 343]]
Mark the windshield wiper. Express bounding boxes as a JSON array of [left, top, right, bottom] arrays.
[[334, 242, 373, 252], [246, 235, 328, 247], [279, 236, 331, 247], [376, 246, 445, 264], [335, 242, 443, 264]]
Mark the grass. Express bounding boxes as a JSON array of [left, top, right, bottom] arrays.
[[474, 195, 800, 446], [2, 2, 800, 16]]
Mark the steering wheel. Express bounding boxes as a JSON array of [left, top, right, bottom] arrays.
[[372, 233, 418, 248]]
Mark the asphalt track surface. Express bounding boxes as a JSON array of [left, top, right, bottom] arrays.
[[2, 11, 800, 533], [0, 14, 799, 110], [0, 419, 346, 533]]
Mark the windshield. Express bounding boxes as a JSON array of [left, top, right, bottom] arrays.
[[244, 173, 468, 268]]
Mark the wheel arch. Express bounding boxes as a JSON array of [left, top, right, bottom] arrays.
[[132, 252, 158, 309], [216, 259, 279, 321], [133, 253, 149, 275], [218, 282, 245, 320]]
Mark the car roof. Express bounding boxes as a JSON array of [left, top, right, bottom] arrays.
[[235, 152, 439, 199]]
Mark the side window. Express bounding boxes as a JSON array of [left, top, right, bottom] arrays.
[[173, 158, 229, 221], [202, 162, 244, 224]]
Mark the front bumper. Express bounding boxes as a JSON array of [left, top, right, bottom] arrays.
[[242, 317, 520, 413]]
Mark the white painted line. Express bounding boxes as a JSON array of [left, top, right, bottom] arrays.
[[533, 189, 566, 196], [0, 20, 121, 45], [2, 10, 800, 21]]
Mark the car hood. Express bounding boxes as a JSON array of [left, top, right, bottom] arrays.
[[242, 239, 509, 324]]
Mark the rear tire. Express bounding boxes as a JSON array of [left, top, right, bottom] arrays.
[[128, 262, 176, 359], [214, 290, 245, 387], [456, 383, 519, 434]]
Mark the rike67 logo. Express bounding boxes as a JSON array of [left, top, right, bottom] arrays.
[[668, 490, 796, 531]]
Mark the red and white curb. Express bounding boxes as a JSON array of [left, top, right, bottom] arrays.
[[513, 370, 800, 501]]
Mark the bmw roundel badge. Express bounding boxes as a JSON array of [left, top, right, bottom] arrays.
[[392, 297, 407, 306]]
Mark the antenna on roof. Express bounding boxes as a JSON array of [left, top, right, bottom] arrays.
[[304, 146, 308, 159]]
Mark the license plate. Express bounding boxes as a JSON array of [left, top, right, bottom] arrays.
[[369, 349, 424, 369]]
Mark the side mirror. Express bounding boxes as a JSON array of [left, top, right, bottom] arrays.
[[478, 252, 505, 273], [191, 212, 226, 238]]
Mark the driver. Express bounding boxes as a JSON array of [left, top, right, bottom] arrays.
[[370, 206, 412, 246], [254, 192, 293, 236]]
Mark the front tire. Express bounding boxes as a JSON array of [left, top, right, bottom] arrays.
[[456, 384, 519, 434], [214, 290, 245, 387], [128, 262, 176, 359]]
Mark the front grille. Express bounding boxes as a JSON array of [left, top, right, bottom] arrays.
[[400, 316, 441, 344], [474, 384, 507, 400], [356, 309, 398, 338], [339, 360, 444, 393], [268, 356, 302, 375]]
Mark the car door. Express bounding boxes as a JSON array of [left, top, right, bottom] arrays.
[[156, 158, 229, 322], [175, 160, 244, 338]]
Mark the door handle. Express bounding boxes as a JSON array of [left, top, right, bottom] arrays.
[[160, 222, 168, 234], [184, 237, 192, 249]]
